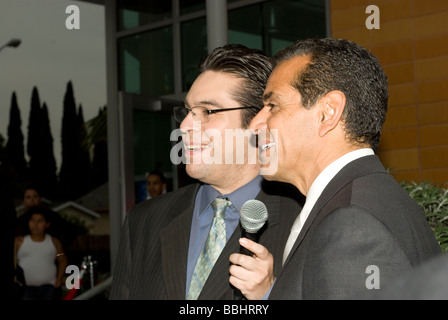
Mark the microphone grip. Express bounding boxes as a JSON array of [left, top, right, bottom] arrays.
[[239, 229, 259, 256], [234, 229, 260, 300]]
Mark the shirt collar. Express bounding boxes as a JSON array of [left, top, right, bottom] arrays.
[[304, 148, 375, 214], [198, 175, 264, 215]]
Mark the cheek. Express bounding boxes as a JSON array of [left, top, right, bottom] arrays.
[[276, 115, 309, 156]]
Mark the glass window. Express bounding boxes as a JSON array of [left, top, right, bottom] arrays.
[[229, 0, 327, 56], [118, 27, 174, 97], [133, 110, 173, 202], [118, 0, 172, 31], [133, 110, 173, 176], [228, 5, 263, 51], [263, 0, 326, 55], [181, 17, 207, 92], [180, 0, 206, 15]]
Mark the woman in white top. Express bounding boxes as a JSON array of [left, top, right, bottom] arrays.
[[15, 206, 68, 300]]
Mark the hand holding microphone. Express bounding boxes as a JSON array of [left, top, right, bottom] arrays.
[[229, 200, 275, 300]]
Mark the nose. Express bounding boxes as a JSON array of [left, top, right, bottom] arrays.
[[249, 106, 269, 135], [179, 110, 195, 133]]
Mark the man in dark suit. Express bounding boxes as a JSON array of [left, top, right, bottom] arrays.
[[229, 38, 441, 300], [109, 44, 302, 300]]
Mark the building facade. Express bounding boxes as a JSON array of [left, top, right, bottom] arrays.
[[80, 0, 448, 271]]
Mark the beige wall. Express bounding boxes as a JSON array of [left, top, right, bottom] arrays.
[[331, 0, 448, 185]]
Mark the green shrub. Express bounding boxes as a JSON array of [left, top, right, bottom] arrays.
[[401, 181, 448, 252]]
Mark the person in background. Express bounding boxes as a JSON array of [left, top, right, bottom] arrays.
[[22, 185, 42, 209], [109, 44, 302, 300], [15, 184, 45, 219], [16, 185, 77, 250], [230, 38, 441, 299], [15, 206, 68, 300], [146, 170, 167, 199]]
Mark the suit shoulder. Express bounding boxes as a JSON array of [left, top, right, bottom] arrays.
[[127, 183, 199, 218], [261, 180, 305, 207]]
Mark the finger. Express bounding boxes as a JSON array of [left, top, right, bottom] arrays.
[[229, 273, 245, 292], [229, 263, 252, 281], [239, 238, 270, 259], [229, 253, 256, 270]]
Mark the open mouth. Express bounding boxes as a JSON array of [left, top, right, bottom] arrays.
[[184, 143, 212, 153]]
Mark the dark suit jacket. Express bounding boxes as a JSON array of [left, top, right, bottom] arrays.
[[365, 252, 448, 300], [109, 180, 302, 300], [269, 155, 441, 300]]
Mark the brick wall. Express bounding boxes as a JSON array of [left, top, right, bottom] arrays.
[[330, 0, 448, 185]]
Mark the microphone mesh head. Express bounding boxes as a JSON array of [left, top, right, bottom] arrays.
[[240, 200, 268, 233]]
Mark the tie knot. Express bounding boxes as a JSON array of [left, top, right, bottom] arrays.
[[211, 198, 231, 219]]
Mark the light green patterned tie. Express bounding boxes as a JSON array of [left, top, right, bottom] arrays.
[[187, 198, 231, 300]]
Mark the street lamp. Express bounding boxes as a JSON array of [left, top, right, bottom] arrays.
[[0, 38, 21, 53]]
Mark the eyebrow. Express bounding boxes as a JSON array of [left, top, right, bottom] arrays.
[[184, 99, 225, 109], [262, 91, 272, 102], [263, 91, 282, 103]]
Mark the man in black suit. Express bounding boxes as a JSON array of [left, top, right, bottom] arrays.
[[109, 44, 302, 300], [229, 38, 441, 299]]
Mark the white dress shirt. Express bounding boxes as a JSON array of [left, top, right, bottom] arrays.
[[282, 148, 375, 265]]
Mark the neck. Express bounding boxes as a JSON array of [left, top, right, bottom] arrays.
[[211, 165, 259, 194], [294, 144, 367, 196], [30, 234, 46, 242]]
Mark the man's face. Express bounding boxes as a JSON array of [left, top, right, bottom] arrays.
[[28, 213, 48, 236], [23, 189, 41, 208], [250, 55, 320, 186], [180, 70, 257, 190], [146, 174, 165, 198]]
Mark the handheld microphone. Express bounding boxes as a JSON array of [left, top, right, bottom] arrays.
[[234, 199, 268, 299]]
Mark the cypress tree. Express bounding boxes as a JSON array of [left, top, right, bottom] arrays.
[[27, 87, 42, 190], [39, 102, 58, 198], [6, 91, 28, 184], [59, 81, 83, 200], [76, 104, 92, 196], [91, 106, 108, 188]]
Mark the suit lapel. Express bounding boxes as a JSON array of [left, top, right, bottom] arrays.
[[160, 184, 199, 300], [255, 189, 284, 274], [281, 155, 386, 268]]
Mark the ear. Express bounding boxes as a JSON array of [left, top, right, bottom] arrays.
[[318, 90, 346, 137]]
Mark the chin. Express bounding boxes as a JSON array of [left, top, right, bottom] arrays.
[[261, 167, 287, 184], [185, 163, 206, 181], [261, 173, 277, 181]]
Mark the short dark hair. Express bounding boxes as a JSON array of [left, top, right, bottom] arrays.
[[25, 205, 51, 222], [274, 38, 388, 152], [22, 183, 41, 198], [199, 44, 275, 128], [148, 170, 167, 184]]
